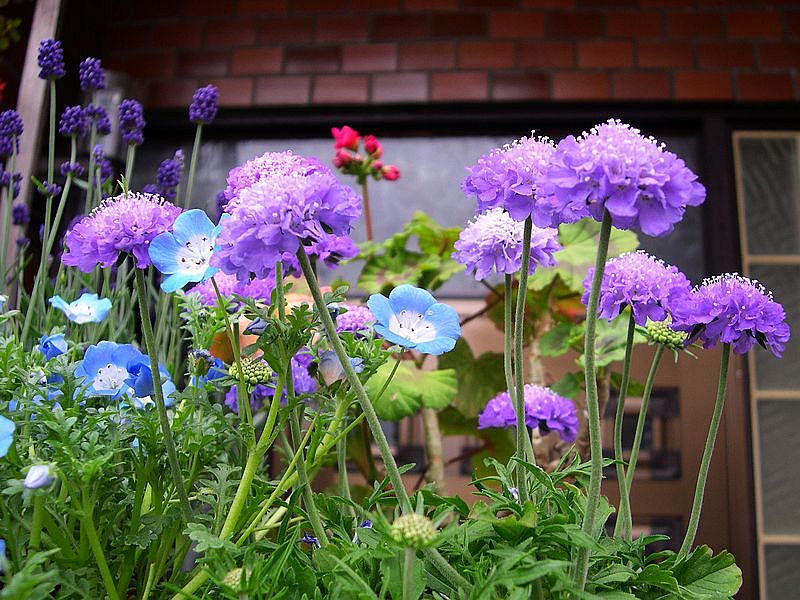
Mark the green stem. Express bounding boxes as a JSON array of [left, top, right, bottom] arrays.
[[622, 344, 665, 537], [47, 80, 55, 184], [337, 414, 354, 516], [28, 495, 44, 555], [403, 547, 416, 600], [183, 124, 202, 209], [572, 210, 613, 591], [360, 179, 373, 241], [613, 312, 636, 539], [80, 491, 120, 600], [124, 144, 136, 185], [513, 218, 536, 501], [134, 267, 192, 522], [503, 274, 515, 406], [677, 343, 730, 560]]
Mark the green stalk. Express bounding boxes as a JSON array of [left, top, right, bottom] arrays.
[[621, 344, 665, 537], [360, 179, 374, 241], [47, 80, 55, 184], [80, 491, 120, 600], [572, 210, 613, 590], [513, 218, 536, 501], [337, 415, 354, 515], [124, 144, 136, 185], [134, 267, 192, 522], [183, 124, 202, 209], [613, 312, 636, 539], [503, 275, 516, 406], [28, 495, 44, 555], [677, 344, 730, 560], [403, 547, 416, 600]]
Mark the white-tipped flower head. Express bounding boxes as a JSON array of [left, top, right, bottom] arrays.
[[391, 513, 437, 548]]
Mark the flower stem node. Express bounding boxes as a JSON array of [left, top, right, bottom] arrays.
[[391, 513, 437, 549], [645, 320, 687, 351], [229, 357, 272, 385]]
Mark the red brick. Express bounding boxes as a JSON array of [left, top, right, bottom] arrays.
[[372, 14, 431, 41], [255, 75, 311, 105], [207, 77, 254, 106], [787, 12, 800, 38], [294, 0, 345, 11], [147, 79, 198, 108], [104, 24, 153, 51], [759, 43, 800, 68], [125, 52, 176, 79], [176, 51, 228, 77], [458, 41, 515, 69], [231, 48, 283, 75], [372, 72, 429, 102], [726, 11, 782, 38], [666, 12, 722, 38], [313, 75, 369, 104], [350, 0, 401, 8], [637, 41, 694, 68], [552, 71, 610, 99], [431, 72, 488, 101], [673, 71, 732, 100], [697, 42, 754, 68], [464, 0, 516, 7], [578, 40, 633, 68], [315, 15, 370, 42], [153, 22, 203, 49], [399, 42, 455, 69], [185, 0, 235, 17], [491, 73, 549, 100], [431, 13, 487, 37], [606, 11, 662, 38], [260, 17, 314, 43], [547, 12, 605, 38], [519, 41, 575, 67], [612, 71, 670, 99], [285, 46, 341, 73], [737, 73, 794, 101], [640, 0, 692, 6], [404, 0, 459, 9], [489, 12, 545, 38], [205, 20, 258, 46], [342, 44, 397, 72], [521, 0, 576, 7], [238, 0, 288, 13]]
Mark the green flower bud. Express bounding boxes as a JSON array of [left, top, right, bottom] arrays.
[[391, 513, 437, 548], [229, 357, 272, 385], [645, 320, 687, 351], [223, 567, 242, 590]]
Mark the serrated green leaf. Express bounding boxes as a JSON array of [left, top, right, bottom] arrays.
[[365, 361, 423, 420], [670, 546, 742, 599], [540, 322, 583, 357], [185, 522, 237, 554]]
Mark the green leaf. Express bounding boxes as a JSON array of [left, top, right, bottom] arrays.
[[540, 322, 583, 357], [185, 522, 237, 554], [551, 372, 583, 399], [419, 369, 458, 410], [437, 339, 507, 420], [670, 546, 742, 599], [365, 361, 423, 420]]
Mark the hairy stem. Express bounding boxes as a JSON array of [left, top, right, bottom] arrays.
[[613, 312, 636, 539]]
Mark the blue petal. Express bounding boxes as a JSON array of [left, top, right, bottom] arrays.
[[148, 232, 183, 275], [48, 295, 70, 314], [366, 293, 394, 326], [93, 298, 112, 322], [78, 341, 118, 377], [388, 284, 436, 316], [424, 303, 461, 342], [0, 415, 15, 457], [414, 335, 457, 356], [112, 344, 145, 370], [172, 209, 216, 245], [372, 323, 414, 349], [160, 272, 196, 293]]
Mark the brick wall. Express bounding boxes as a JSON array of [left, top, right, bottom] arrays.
[[94, 0, 800, 108]]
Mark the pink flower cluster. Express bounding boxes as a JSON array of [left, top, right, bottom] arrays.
[[331, 125, 400, 182]]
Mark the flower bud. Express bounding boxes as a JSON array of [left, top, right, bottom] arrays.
[[24, 464, 54, 489], [381, 165, 400, 181], [391, 513, 436, 548], [371, 160, 383, 171], [364, 135, 382, 158], [645, 320, 687, 351], [331, 125, 360, 151], [333, 149, 352, 168], [229, 356, 273, 385]]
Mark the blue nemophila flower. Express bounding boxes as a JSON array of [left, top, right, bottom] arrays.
[[49, 293, 112, 324], [0, 415, 14, 457], [125, 358, 176, 407], [39, 333, 67, 360], [367, 284, 461, 355], [24, 464, 54, 489], [75, 341, 145, 399], [149, 209, 223, 292], [318, 350, 364, 385]]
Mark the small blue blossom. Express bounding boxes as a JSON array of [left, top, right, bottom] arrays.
[[318, 350, 364, 385], [0, 415, 14, 457], [24, 464, 54, 489], [39, 333, 67, 360], [299, 532, 321, 549], [49, 293, 112, 324], [353, 519, 373, 543], [75, 341, 145, 399], [125, 359, 176, 409], [149, 209, 223, 293], [367, 284, 461, 355]]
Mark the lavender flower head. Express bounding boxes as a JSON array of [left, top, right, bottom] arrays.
[[336, 303, 375, 334], [85, 105, 112, 136], [37, 39, 65, 80], [59, 106, 88, 138], [213, 151, 361, 280], [156, 153, 182, 200], [540, 119, 706, 236], [62, 191, 182, 271], [12, 202, 29, 226], [186, 271, 274, 306], [672, 274, 790, 356], [454, 207, 560, 280], [478, 384, 578, 443], [189, 84, 218, 125], [461, 135, 556, 224], [0, 110, 24, 157], [119, 99, 145, 146], [583, 251, 691, 326], [79, 58, 106, 91]]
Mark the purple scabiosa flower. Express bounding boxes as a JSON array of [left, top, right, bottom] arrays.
[[213, 151, 361, 280], [37, 39, 65, 80], [156, 153, 182, 200], [79, 57, 105, 91], [189, 84, 219, 125], [461, 135, 557, 224], [582, 251, 691, 326], [454, 207, 560, 281], [12, 202, 29, 226], [672, 274, 791, 356], [62, 191, 182, 271], [119, 99, 145, 146], [336, 303, 375, 334], [478, 384, 578, 443], [58, 105, 88, 138], [0, 109, 23, 157], [539, 119, 706, 236], [215, 190, 227, 219], [60, 161, 84, 177], [85, 104, 112, 136]]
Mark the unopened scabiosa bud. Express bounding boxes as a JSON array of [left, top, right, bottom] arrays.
[[381, 164, 400, 181], [12, 202, 29, 226], [645, 320, 688, 351], [229, 356, 273, 385], [189, 84, 219, 125], [24, 464, 54, 489], [391, 513, 437, 548], [79, 57, 105, 91], [37, 39, 65, 80], [58, 105, 88, 138], [119, 99, 145, 146], [364, 134, 382, 157]]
